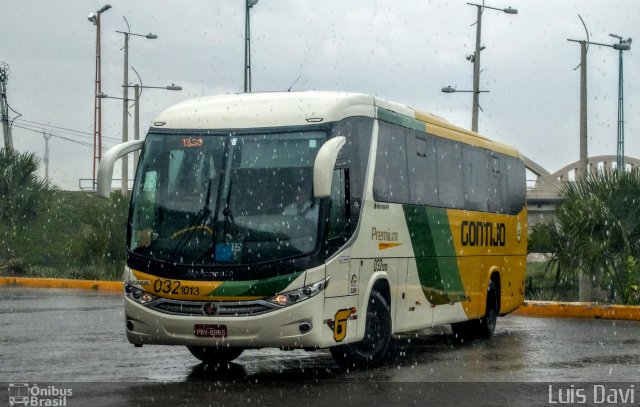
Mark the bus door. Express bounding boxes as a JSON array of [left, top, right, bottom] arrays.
[[324, 166, 360, 342]]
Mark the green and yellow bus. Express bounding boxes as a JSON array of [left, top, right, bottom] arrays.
[[98, 91, 527, 367]]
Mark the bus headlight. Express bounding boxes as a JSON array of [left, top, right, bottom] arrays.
[[266, 276, 330, 307], [125, 284, 159, 305]]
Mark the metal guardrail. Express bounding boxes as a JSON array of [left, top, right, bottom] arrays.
[[78, 178, 133, 192]]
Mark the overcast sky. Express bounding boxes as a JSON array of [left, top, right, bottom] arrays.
[[2, 0, 638, 189]]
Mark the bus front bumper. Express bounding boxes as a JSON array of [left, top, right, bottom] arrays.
[[124, 293, 335, 349]]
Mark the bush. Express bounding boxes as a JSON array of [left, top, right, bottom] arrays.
[[7, 257, 28, 276], [70, 194, 129, 275]]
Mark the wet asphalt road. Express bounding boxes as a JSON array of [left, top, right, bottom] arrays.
[[1, 287, 639, 406]]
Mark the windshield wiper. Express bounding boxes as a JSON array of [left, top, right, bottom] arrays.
[[194, 179, 247, 263], [168, 179, 213, 264]]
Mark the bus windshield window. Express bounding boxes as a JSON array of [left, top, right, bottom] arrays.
[[129, 131, 326, 266]]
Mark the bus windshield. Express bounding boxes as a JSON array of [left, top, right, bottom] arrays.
[[129, 131, 327, 266]]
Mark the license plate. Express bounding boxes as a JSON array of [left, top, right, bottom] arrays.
[[194, 324, 227, 338]]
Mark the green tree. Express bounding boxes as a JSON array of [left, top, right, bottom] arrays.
[[0, 148, 56, 222], [531, 169, 640, 304]]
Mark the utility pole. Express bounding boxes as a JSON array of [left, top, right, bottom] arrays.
[[245, 0, 258, 92], [567, 15, 591, 182], [467, 3, 517, 132], [568, 16, 592, 302], [579, 40, 588, 180], [42, 130, 51, 179], [0, 63, 13, 149], [471, 5, 482, 132]]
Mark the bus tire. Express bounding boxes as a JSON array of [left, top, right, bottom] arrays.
[[477, 281, 498, 338], [330, 290, 391, 368], [187, 346, 244, 364], [450, 320, 475, 343], [451, 281, 498, 342]]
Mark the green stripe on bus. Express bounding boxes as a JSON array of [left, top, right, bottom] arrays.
[[205, 271, 304, 297], [377, 108, 427, 132], [403, 205, 465, 305]]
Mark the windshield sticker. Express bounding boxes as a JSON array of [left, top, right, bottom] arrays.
[[349, 274, 358, 295], [215, 243, 233, 262]]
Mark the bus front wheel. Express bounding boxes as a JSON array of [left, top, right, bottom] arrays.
[[187, 346, 244, 364], [330, 290, 392, 368]]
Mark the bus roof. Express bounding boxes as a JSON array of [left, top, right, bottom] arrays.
[[152, 91, 521, 159]]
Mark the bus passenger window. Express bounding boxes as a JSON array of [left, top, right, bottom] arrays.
[[373, 122, 409, 203], [436, 138, 464, 208]]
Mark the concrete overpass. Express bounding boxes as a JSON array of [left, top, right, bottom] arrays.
[[524, 155, 640, 227]]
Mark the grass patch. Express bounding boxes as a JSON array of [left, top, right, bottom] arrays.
[[526, 261, 579, 302]]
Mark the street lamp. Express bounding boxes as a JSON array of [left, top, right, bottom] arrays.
[[441, 86, 489, 94], [127, 67, 182, 170], [568, 33, 632, 170], [245, 0, 259, 92], [466, 2, 518, 132], [609, 34, 632, 169], [116, 17, 157, 195], [88, 3, 111, 189]]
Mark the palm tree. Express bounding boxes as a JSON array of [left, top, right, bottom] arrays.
[[531, 169, 640, 304], [0, 148, 56, 222]]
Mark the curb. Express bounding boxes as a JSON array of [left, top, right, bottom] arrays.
[[0, 276, 122, 293], [513, 300, 640, 321]]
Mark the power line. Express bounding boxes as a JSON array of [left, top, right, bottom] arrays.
[[13, 118, 121, 142], [12, 124, 116, 150], [14, 118, 121, 142], [12, 121, 118, 147]]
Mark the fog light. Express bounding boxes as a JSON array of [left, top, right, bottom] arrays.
[[126, 320, 134, 331], [299, 321, 312, 334]]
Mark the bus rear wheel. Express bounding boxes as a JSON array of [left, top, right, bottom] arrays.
[[187, 346, 244, 364], [330, 290, 391, 368], [477, 281, 498, 338], [451, 281, 498, 342]]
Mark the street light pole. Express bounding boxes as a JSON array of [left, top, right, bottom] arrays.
[[569, 33, 631, 173], [116, 21, 157, 194], [127, 67, 182, 171], [467, 3, 517, 132], [610, 34, 632, 169], [245, 0, 258, 93], [122, 31, 129, 195], [88, 4, 111, 189], [134, 83, 139, 170]]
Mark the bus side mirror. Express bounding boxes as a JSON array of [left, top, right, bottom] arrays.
[[313, 136, 346, 198], [97, 140, 145, 198]]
